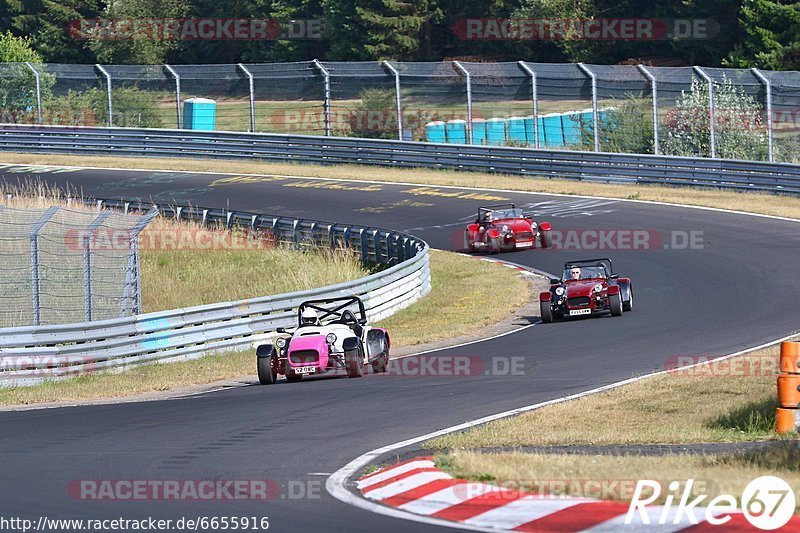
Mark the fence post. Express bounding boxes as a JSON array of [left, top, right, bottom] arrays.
[[751, 67, 774, 162], [577, 63, 599, 152], [24, 62, 42, 125], [693, 66, 716, 158], [383, 61, 403, 141], [83, 211, 111, 321], [120, 208, 158, 316], [29, 206, 59, 326], [313, 60, 331, 136], [237, 63, 256, 133], [518, 61, 539, 149], [637, 64, 659, 155], [165, 65, 182, 128], [453, 61, 473, 144], [95, 64, 113, 127]]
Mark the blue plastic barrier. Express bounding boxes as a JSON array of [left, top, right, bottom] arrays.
[[541, 113, 564, 147]]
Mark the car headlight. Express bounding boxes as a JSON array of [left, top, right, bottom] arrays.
[[555, 287, 565, 296], [276, 337, 287, 348], [502, 224, 510, 232], [326, 333, 337, 345], [594, 283, 603, 292]]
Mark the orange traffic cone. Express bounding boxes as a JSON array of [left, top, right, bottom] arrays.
[[777, 341, 800, 434]]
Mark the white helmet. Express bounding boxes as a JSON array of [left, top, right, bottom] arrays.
[[300, 308, 318, 326]]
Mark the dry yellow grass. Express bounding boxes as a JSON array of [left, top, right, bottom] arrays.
[[444, 449, 800, 511], [2, 153, 799, 220], [427, 348, 782, 449]]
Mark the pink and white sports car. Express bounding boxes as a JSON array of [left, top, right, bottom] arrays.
[[256, 296, 390, 384]]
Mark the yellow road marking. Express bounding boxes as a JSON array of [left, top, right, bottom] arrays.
[[402, 186, 509, 202]]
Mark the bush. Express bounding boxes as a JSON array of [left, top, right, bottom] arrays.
[[347, 88, 398, 139], [578, 97, 654, 154], [41, 87, 164, 128], [662, 77, 768, 160]]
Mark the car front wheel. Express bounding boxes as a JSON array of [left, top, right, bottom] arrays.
[[346, 347, 364, 378], [540, 301, 554, 323], [609, 292, 623, 316]]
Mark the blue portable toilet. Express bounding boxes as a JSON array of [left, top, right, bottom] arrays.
[[561, 111, 582, 145], [445, 119, 467, 144], [425, 121, 446, 143], [471, 118, 487, 145], [507, 116, 527, 144], [541, 113, 564, 147], [524, 115, 544, 147], [486, 118, 506, 146], [183, 98, 216, 131]]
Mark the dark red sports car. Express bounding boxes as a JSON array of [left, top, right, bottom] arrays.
[[464, 204, 551, 253], [540, 258, 633, 323]]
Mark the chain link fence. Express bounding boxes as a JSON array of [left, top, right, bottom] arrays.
[[0, 204, 157, 328], [2, 61, 799, 162]]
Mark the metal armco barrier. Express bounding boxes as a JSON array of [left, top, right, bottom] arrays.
[[777, 341, 800, 433], [0, 199, 430, 386], [2, 125, 800, 195]]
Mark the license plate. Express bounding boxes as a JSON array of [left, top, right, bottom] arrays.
[[569, 308, 592, 316], [516, 241, 533, 248], [294, 366, 316, 374]]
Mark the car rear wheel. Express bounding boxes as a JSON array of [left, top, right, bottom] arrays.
[[623, 287, 633, 312], [609, 292, 623, 316], [346, 348, 364, 378], [540, 301, 554, 323], [371, 352, 389, 373], [540, 229, 552, 248]]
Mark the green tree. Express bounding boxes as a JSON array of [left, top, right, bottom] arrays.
[[3, 0, 102, 62], [322, 0, 436, 60], [87, 0, 190, 64], [725, 0, 800, 70], [0, 31, 53, 123]]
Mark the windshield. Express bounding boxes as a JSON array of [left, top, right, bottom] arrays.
[[480, 208, 523, 221], [563, 265, 608, 281]]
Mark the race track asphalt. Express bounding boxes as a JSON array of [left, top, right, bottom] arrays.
[[1, 165, 798, 532]]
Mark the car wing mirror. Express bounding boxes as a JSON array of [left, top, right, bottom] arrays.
[[549, 278, 560, 284], [358, 318, 367, 325], [608, 274, 619, 280], [276, 327, 286, 334]]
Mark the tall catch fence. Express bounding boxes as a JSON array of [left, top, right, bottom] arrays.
[[0, 203, 157, 328], [2, 61, 799, 162]]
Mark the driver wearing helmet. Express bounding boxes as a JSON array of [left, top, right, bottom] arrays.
[[300, 308, 320, 327], [478, 210, 493, 230], [568, 266, 581, 280]]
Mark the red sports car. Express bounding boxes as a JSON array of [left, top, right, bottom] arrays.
[[464, 204, 552, 253], [540, 258, 633, 322]]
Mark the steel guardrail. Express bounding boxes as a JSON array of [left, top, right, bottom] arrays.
[[0, 198, 430, 386], [2, 124, 800, 195]]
